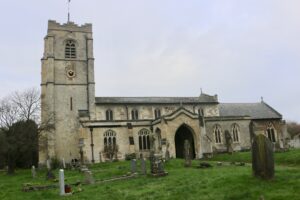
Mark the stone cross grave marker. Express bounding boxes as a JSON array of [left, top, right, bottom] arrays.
[[131, 159, 137, 174], [252, 134, 274, 180], [184, 140, 192, 167], [31, 166, 36, 178], [59, 169, 65, 196], [141, 158, 146, 175]]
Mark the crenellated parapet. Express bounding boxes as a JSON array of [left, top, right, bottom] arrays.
[[48, 20, 92, 33]]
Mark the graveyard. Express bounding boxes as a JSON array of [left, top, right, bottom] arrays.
[[0, 149, 299, 200]]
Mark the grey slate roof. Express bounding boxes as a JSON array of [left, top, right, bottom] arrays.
[[95, 93, 218, 104], [219, 102, 282, 119]]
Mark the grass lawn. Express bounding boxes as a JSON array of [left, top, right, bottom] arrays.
[[0, 150, 299, 200]]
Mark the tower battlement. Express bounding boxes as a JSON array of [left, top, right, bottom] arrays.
[[48, 20, 92, 33]]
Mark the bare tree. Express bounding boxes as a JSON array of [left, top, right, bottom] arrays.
[[287, 121, 300, 138], [0, 88, 54, 174]]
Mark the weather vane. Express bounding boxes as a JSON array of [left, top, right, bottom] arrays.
[[67, 0, 71, 22]]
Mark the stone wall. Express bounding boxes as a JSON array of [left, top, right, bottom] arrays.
[[205, 119, 252, 152]]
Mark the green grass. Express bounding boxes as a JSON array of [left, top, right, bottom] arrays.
[[207, 149, 300, 166], [0, 150, 300, 200]]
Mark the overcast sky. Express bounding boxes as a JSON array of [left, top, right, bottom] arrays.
[[0, 0, 299, 122]]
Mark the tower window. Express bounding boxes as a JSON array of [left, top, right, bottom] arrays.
[[106, 109, 113, 121], [131, 109, 139, 120], [65, 40, 76, 58], [154, 108, 161, 119]]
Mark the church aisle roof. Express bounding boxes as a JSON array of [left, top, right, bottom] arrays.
[[95, 93, 218, 104], [219, 102, 282, 119]]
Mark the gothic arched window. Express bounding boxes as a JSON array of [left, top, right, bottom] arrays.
[[65, 40, 76, 58], [131, 109, 139, 120], [213, 124, 222, 144], [231, 123, 240, 142], [138, 129, 150, 150], [106, 109, 113, 121], [266, 122, 276, 142], [154, 108, 161, 119], [103, 130, 117, 146]]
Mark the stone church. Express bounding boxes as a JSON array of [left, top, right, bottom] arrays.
[[39, 20, 287, 164]]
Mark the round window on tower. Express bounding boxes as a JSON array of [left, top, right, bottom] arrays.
[[67, 69, 76, 78]]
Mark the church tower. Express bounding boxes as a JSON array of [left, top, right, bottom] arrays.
[[40, 20, 95, 163]]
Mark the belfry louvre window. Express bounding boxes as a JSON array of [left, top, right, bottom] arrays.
[[154, 108, 161, 119], [214, 124, 222, 144], [266, 122, 276, 142], [65, 40, 76, 58], [231, 123, 239, 142], [138, 129, 150, 150], [131, 109, 139, 120], [106, 109, 113, 121]]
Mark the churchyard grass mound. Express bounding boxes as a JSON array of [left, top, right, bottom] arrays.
[[0, 151, 299, 200]]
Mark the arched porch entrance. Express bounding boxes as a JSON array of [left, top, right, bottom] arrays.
[[175, 125, 196, 159]]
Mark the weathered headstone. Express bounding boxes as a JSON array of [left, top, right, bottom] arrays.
[[46, 159, 51, 170], [31, 166, 36, 178], [252, 134, 274, 179], [184, 140, 192, 167], [225, 130, 233, 154], [84, 170, 95, 184], [165, 142, 170, 161], [141, 158, 146, 175], [131, 159, 137, 173], [59, 169, 65, 196], [99, 152, 102, 163]]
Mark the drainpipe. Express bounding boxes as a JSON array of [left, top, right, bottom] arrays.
[[89, 127, 95, 163]]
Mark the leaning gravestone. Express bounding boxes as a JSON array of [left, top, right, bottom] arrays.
[[252, 134, 274, 179], [184, 140, 192, 167], [141, 158, 146, 175], [131, 159, 137, 173]]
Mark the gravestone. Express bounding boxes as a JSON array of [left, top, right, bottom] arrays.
[[225, 130, 233, 154], [184, 140, 192, 167], [252, 134, 274, 179], [31, 166, 36, 178], [46, 159, 51, 170], [165, 142, 170, 161], [62, 158, 66, 169], [141, 158, 146, 175], [99, 152, 103, 163], [131, 159, 137, 173], [84, 170, 95, 184], [59, 169, 65, 196]]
